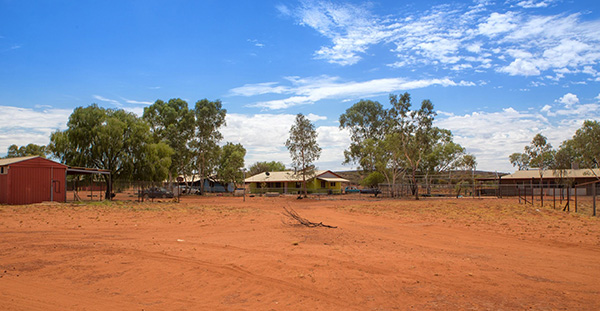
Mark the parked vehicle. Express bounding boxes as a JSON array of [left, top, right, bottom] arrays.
[[344, 186, 360, 194], [359, 188, 381, 196], [178, 185, 199, 195], [344, 186, 381, 196], [142, 187, 174, 199]]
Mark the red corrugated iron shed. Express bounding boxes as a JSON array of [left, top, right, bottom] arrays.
[[0, 156, 67, 205]]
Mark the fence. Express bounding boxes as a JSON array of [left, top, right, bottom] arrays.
[[66, 177, 181, 203]]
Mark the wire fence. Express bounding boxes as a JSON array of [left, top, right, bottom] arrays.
[[64, 174, 598, 216]]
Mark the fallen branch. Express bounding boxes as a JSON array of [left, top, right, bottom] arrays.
[[282, 206, 337, 228]]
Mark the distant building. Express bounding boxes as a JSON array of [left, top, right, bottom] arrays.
[[178, 175, 235, 193], [495, 168, 600, 196], [244, 170, 349, 194]]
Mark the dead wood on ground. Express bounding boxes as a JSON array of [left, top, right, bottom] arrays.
[[282, 206, 337, 228]]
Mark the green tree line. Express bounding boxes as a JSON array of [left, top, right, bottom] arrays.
[[3, 99, 247, 199]]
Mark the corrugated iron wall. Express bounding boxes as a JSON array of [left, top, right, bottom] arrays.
[[0, 173, 7, 203], [1, 158, 66, 205]]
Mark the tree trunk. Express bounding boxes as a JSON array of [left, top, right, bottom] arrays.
[[302, 168, 307, 197], [199, 156, 205, 195], [412, 170, 419, 200], [103, 174, 112, 200]]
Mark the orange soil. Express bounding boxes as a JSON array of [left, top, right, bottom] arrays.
[[1, 196, 599, 310]]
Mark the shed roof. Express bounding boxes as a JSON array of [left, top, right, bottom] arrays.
[[501, 168, 600, 180], [0, 156, 40, 166], [0, 156, 68, 168]]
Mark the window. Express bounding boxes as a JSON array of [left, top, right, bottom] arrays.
[[0, 166, 7, 175], [330, 182, 336, 187], [321, 181, 326, 188]]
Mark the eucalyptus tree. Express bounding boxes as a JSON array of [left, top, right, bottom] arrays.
[[509, 152, 530, 170], [570, 120, 600, 170], [524, 133, 555, 205], [387, 93, 437, 200], [421, 129, 466, 195], [48, 104, 173, 198], [339, 99, 387, 172], [192, 99, 227, 194], [217, 142, 246, 190], [143, 98, 195, 180], [285, 113, 321, 197], [5, 143, 48, 158]]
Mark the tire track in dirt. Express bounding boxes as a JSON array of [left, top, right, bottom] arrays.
[[120, 247, 360, 309]]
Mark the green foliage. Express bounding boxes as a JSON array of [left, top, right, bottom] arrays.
[[248, 161, 286, 176], [509, 152, 530, 170], [361, 171, 385, 188], [339, 93, 467, 199], [285, 113, 321, 196], [387, 93, 437, 199], [5, 143, 48, 158], [192, 99, 227, 193], [217, 142, 246, 188], [48, 104, 173, 198], [525, 133, 555, 170], [458, 154, 477, 171], [143, 98, 195, 179], [339, 100, 387, 171], [570, 120, 600, 168]]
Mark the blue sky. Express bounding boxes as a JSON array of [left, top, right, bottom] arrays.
[[1, 0, 599, 172]]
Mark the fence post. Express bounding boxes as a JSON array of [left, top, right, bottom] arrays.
[[540, 177, 543, 207], [593, 183, 597, 217], [553, 184, 555, 209], [530, 178, 534, 206], [574, 184, 578, 213]]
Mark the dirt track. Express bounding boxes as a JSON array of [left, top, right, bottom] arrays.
[[1, 196, 599, 310]]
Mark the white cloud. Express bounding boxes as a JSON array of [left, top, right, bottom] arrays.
[[478, 12, 519, 37], [540, 104, 552, 113], [307, 113, 327, 122], [293, 1, 392, 65], [498, 58, 540, 76], [437, 108, 564, 172], [514, 0, 558, 9], [123, 98, 153, 105], [286, 1, 600, 78], [93, 95, 121, 106], [232, 75, 473, 110], [556, 93, 579, 108], [229, 82, 290, 97], [221, 113, 349, 170], [0, 106, 71, 156]]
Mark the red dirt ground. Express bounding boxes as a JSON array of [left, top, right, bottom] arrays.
[[1, 196, 599, 310]]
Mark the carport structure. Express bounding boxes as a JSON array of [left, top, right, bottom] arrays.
[[66, 166, 111, 201]]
